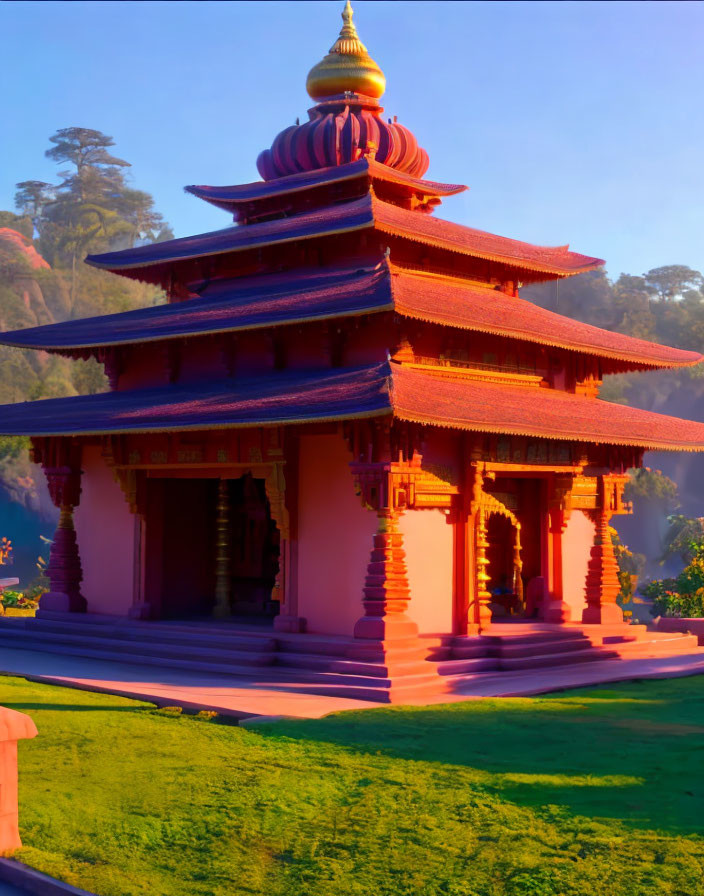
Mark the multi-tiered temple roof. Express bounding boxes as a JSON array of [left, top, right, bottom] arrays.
[[0, 1, 703, 451]]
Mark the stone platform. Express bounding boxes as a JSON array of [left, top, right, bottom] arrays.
[[0, 614, 702, 709]]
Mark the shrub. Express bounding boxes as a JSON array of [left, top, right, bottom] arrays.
[[643, 537, 704, 617], [0, 590, 39, 611]]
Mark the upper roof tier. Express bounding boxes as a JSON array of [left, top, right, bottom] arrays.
[[257, 3, 429, 180], [186, 158, 467, 220], [86, 194, 604, 284], [4, 261, 699, 374]]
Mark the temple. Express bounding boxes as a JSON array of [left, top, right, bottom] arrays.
[[1, 2, 704, 700]]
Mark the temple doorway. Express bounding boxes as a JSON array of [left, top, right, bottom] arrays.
[[225, 475, 280, 618], [158, 478, 218, 619], [150, 474, 280, 621]]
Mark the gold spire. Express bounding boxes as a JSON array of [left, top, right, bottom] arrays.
[[306, 1, 386, 101]]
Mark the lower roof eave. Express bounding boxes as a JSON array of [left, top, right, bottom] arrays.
[[11, 408, 392, 440], [392, 410, 704, 452]]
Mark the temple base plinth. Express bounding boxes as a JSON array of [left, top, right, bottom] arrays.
[[582, 603, 624, 625], [128, 602, 155, 621], [544, 599, 572, 624], [353, 613, 418, 641], [273, 614, 307, 633], [38, 591, 86, 614]]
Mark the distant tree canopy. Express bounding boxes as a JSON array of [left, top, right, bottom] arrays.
[[523, 264, 704, 353], [13, 127, 173, 312], [0, 127, 172, 508]]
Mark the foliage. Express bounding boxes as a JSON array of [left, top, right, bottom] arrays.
[[0, 535, 12, 565], [524, 265, 704, 352], [609, 526, 645, 605], [659, 514, 704, 564], [0, 127, 170, 506], [0, 589, 38, 611], [4, 675, 704, 896], [0, 211, 33, 239], [624, 467, 679, 510], [642, 535, 704, 617]]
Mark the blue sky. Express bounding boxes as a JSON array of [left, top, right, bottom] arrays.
[[2, 0, 703, 280]]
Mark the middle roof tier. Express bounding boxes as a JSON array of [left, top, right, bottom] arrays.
[[1, 260, 699, 374]]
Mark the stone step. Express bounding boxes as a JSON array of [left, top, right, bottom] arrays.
[[447, 643, 493, 660], [498, 646, 620, 671], [494, 635, 594, 659], [434, 657, 501, 676], [7, 617, 274, 652], [0, 627, 274, 667], [0, 632, 446, 694], [0, 637, 277, 679]]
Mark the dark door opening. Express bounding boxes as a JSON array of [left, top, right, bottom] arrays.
[[152, 474, 280, 621], [227, 475, 280, 618], [159, 478, 218, 619]]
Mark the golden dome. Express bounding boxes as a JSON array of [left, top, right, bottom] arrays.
[[306, 1, 386, 100]]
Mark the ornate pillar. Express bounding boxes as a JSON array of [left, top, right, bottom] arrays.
[[582, 474, 628, 625], [354, 508, 417, 641], [213, 478, 231, 618], [39, 449, 86, 615], [473, 506, 492, 632]]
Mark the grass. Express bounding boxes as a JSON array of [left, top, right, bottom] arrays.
[[1, 675, 704, 896]]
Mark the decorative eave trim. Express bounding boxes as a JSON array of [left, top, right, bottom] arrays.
[[391, 407, 704, 452]]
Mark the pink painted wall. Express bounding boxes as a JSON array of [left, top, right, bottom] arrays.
[[297, 432, 376, 635], [561, 510, 595, 618], [400, 509, 454, 634], [74, 446, 135, 616]]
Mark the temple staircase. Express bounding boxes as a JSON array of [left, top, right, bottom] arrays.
[[0, 615, 701, 703]]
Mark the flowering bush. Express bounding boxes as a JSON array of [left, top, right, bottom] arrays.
[[0, 590, 39, 611], [610, 527, 645, 606], [642, 538, 704, 618]]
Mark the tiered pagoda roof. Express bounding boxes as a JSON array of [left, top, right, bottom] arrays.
[[1, 360, 703, 452], [0, 1, 703, 453], [84, 191, 604, 284], [2, 260, 700, 373]]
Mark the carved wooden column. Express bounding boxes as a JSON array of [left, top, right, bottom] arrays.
[[213, 478, 231, 618], [466, 463, 492, 633], [473, 507, 492, 632], [272, 438, 304, 633], [582, 474, 629, 625], [542, 474, 574, 623], [38, 443, 86, 615]]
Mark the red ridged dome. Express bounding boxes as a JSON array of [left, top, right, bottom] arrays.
[[257, 99, 429, 182]]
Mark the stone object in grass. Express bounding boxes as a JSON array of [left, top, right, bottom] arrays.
[[0, 706, 37, 854]]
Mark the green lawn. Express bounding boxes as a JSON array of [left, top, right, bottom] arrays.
[[2, 674, 704, 896]]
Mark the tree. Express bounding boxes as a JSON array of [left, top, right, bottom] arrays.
[[45, 128, 129, 202], [643, 265, 704, 302], [0, 211, 33, 241], [14, 181, 55, 235]]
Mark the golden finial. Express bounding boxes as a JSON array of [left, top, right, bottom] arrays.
[[306, 1, 386, 101]]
